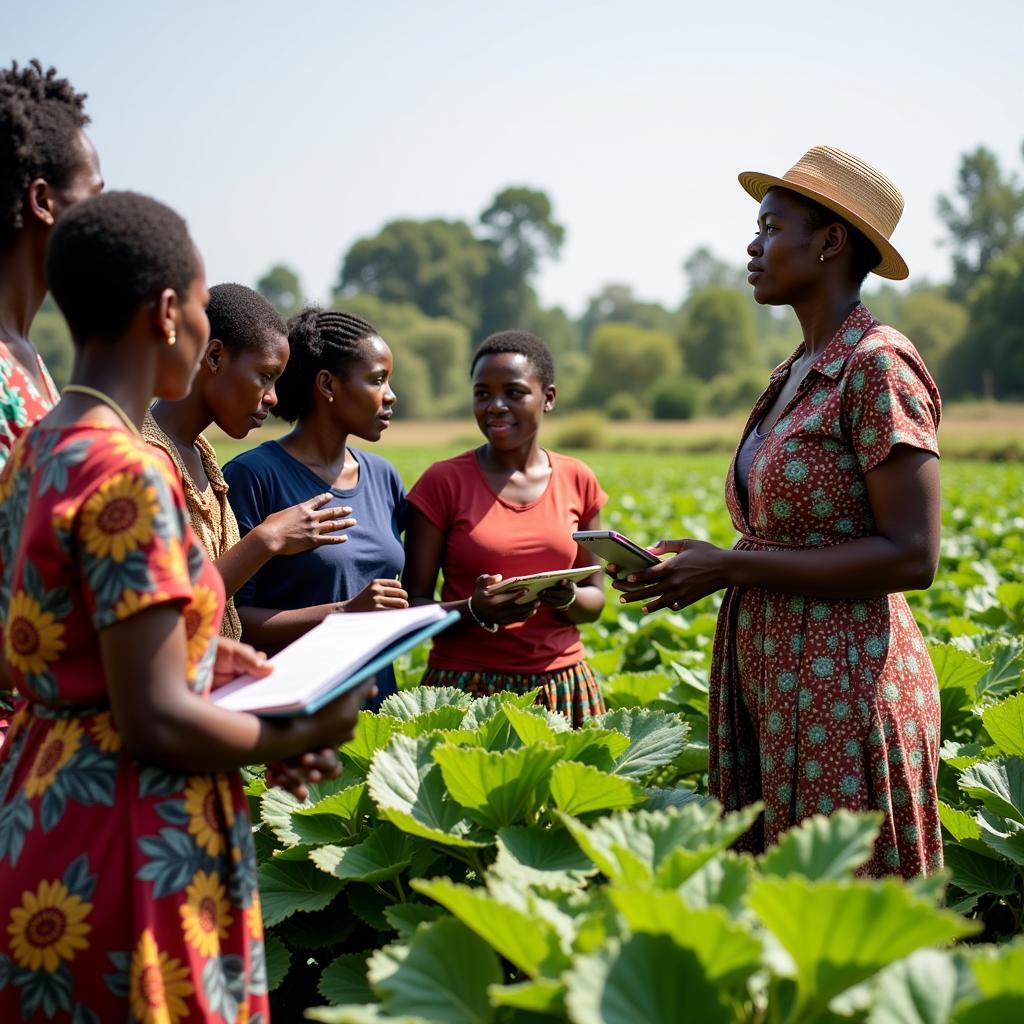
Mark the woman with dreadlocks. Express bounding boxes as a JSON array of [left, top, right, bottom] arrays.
[[0, 60, 103, 470], [224, 308, 407, 708]]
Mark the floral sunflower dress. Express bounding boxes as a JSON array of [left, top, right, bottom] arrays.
[[0, 340, 59, 734], [0, 421, 269, 1023], [708, 305, 943, 878]]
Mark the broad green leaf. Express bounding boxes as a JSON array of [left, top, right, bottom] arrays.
[[432, 743, 561, 830], [564, 935, 732, 1024], [937, 801, 997, 858], [495, 825, 597, 881], [368, 734, 488, 848], [968, 939, 1024, 996], [600, 670, 674, 710], [368, 917, 501, 1024], [379, 686, 473, 721], [677, 852, 754, 918], [342, 712, 401, 774], [952, 997, 1024, 1024], [383, 902, 446, 941], [557, 727, 631, 770], [319, 952, 375, 1006], [260, 786, 305, 846], [977, 809, 1024, 866], [398, 707, 472, 736], [930, 643, 992, 728], [866, 949, 958, 1024], [959, 758, 1024, 824], [943, 844, 1018, 896], [747, 876, 979, 1017], [306, 1004, 433, 1023], [557, 801, 759, 885], [412, 877, 569, 977], [609, 887, 761, 984], [349, 884, 395, 931], [502, 703, 570, 744], [291, 784, 372, 845], [982, 693, 1024, 757], [598, 708, 689, 780], [940, 741, 986, 770], [276, 894, 354, 949], [460, 689, 540, 731], [643, 786, 706, 811], [759, 811, 882, 880], [975, 645, 1024, 702], [487, 978, 564, 1014], [311, 824, 416, 883], [264, 933, 290, 992], [586, 647, 622, 676], [259, 857, 344, 926], [550, 761, 646, 816]]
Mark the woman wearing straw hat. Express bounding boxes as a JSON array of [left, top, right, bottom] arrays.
[[614, 146, 942, 877]]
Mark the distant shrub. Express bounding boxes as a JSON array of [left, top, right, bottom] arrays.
[[704, 367, 767, 415], [553, 411, 608, 449], [606, 392, 641, 421], [651, 379, 702, 420]]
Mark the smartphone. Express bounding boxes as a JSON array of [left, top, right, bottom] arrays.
[[572, 530, 659, 571]]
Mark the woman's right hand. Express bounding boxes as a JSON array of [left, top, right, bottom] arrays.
[[258, 493, 357, 556], [469, 573, 539, 628], [342, 579, 409, 612]]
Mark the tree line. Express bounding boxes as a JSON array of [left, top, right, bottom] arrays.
[[34, 145, 1024, 417]]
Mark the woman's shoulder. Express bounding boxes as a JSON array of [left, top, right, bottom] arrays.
[[851, 321, 940, 391], [548, 449, 601, 483], [223, 439, 284, 477], [414, 449, 478, 483]]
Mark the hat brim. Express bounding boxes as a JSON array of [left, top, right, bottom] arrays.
[[738, 170, 909, 281]]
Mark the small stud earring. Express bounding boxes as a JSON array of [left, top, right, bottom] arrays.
[[328, 395, 334, 403], [819, 254, 825, 263], [167, 327, 177, 346]]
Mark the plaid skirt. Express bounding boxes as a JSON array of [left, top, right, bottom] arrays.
[[421, 660, 605, 728]]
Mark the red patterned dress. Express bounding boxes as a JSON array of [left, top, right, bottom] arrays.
[[709, 305, 943, 877], [0, 340, 59, 734], [0, 422, 269, 1023]]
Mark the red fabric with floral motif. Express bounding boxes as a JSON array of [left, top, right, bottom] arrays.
[[0, 422, 269, 1023], [708, 305, 943, 878]]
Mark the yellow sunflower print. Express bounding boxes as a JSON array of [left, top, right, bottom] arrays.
[[113, 588, 170, 621], [153, 535, 188, 582], [179, 870, 232, 957], [4, 591, 66, 675], [79, 471, 157, 562], [247, 889, 264, 941], [7, 878, 92, 972], [89, 711, 123, 754], [24, 719, 82, 799], [183, 776, 234, 857], [183, 585, 218, 667], [129, 928, 194, 1024]]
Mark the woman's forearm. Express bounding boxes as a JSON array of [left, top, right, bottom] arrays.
[[237, 602, 341, 648], [722, 534, 936, 599], [559, 583, 605, 624]]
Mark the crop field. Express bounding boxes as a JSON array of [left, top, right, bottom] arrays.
[[231, 441, 1024, 1022]]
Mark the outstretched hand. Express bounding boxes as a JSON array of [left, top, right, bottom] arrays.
[[469, 573, 539, 628], [261, 493, 357, 556], [611, 538, 729, 613]]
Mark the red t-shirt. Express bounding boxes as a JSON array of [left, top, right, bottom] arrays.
[[407, 449, 607, 673]]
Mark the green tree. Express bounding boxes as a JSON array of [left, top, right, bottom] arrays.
[[944, 242, 1024, 399], [678, 287, 758, 381], [338, 219, 490, 331], [683, 246, 748, 292], [578, 284, 674, 347], [897, 289, 967, 388], [523, 301, 581, 361], [256, 264, 304, 318], [582, 323, 681, 409], [31, 298, 73, 389], [937, 145, 1024, 300]]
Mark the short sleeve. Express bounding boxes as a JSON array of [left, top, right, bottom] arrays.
[[842, 334, 940, 473], [577, 462, 608, 524], [75, 459, 194, 631], [406, 462, 454, 532]]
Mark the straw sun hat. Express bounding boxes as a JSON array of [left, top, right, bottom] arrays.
[[738, 145, 909, 281]]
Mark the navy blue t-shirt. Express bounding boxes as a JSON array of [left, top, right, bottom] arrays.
[[223, 440, 406, 704]]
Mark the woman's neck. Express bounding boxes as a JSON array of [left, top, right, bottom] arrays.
[[0, 235, 47, 344], [478, 437, 545, 474], [285, 416, 351, 474], [151, 392, 212, 449], [791, 287, 862, 357], [66, 345, 157, 430]]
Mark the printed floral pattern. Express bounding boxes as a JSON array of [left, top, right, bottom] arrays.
[[709, 305, 944, 878], [0, 423, 268, 1022]]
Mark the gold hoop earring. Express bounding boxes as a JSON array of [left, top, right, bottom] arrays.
[[167, 327, 177, 346]]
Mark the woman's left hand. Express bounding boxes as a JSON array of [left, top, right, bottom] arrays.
[[211, 637, 274, 689], [611, 538, 729, 613], [537, 580, 577, 610], [265, 747, 342, 802]]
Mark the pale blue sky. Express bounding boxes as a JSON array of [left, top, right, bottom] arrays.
[[3, 0, 1021, 315]]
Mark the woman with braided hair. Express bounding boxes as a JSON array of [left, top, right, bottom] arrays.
[[224, 307, 407, 707]]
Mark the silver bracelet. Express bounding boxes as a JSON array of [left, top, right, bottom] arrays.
[[552, 583, 578, 611], [467, 593, 499, 633]]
